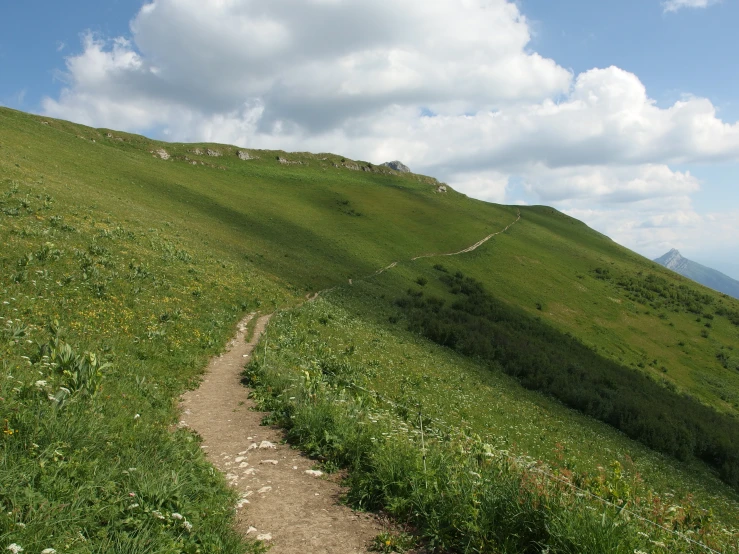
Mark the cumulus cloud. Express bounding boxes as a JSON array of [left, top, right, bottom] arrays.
[[41, 0, 739, 267], [663, 0, 721, 13]]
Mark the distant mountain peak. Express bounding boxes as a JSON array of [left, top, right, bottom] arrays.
[[654, 249, 739, 300], [654, 249, 686, 271]]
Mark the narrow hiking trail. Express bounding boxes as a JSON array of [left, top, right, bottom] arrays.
[[371, 209, 520, 278], [180, 314, 384, 553], [180, 210, 522, 551], [411, 209, 521, 261]]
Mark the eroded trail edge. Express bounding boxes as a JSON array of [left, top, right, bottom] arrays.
[[180, 314, 382, 553]]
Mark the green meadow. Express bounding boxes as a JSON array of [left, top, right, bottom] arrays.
[[2, 106, 739, 552]]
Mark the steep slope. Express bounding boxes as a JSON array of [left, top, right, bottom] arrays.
[[3, 107, 739, 551], [656, 248, 739, 300]]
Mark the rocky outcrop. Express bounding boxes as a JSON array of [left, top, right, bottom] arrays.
[[154, 148, 170, 160], [206, 149, 222, 157], [381, 160, 411, 173], [436, 184, 448, 193], [277, 156, 306, 166], [237, 150, 253, 161]]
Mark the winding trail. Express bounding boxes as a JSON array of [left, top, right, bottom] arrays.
[[180, 209, 522, 551], [358, 209, 520, 280], [180, 315, 384, 553], [411, 209, 521, 261]]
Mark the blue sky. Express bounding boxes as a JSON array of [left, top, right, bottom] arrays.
[[2, 0, 738, 279]]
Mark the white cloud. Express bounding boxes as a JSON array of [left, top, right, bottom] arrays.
[[565, 200, 739, 272], [41, 0, 739, 264], [662, 0, 721, 13]]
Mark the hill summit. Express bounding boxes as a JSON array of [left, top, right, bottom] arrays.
[[381, 160, 411, 173], [654, 248, 739, 299]]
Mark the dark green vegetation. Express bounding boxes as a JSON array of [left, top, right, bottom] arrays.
[[655, 249, 739, 300], [395, 268, 739, 489], [245, 299, 738, 553], [2, 106, 739, 552]]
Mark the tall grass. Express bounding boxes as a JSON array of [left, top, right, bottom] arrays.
[[0, 183, 282, 552], [244, 300, 739, 553]]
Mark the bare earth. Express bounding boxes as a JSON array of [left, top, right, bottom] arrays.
[[179, 314, 384, 554]]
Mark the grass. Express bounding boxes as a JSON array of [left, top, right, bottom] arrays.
[[2, 105, 739, 551], [0, 183, 283, 552], [245, 297, 739, 552]]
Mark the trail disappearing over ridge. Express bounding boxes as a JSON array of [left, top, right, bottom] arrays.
[[364, 209, 520, 280], [412, 209, 521, 261], [182, 210, 521, 551]]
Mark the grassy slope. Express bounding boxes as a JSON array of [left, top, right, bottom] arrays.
[[5, 106, 736, 417], [2, 106, 739, 548], [248, 296, 739, 552]]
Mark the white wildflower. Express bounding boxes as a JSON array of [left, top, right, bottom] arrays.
[[152, 510, 165, 520], [134, 414, 140, 420], [171, 513, 183, 520], [35, 380, 47, 388], [182, 520, 193, 532], [7, 545, 23, 553], [41, 549, 56, 554]]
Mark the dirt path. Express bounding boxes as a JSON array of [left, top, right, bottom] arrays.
[[180, 211, 522, 551], [411, 209, 521, 260], [180, 314, 383, 553]]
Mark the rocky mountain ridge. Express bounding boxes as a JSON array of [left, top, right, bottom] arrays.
[[654, 249, 739, 300]]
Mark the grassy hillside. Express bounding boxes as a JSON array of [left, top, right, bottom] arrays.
[[2, 106, 739, 551], [0, 181, 286, 551]]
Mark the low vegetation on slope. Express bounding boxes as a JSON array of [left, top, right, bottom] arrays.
[[245, 297, 739, 553], [396, 268, 739, 489], [0, 183, 284, 551], [2, 107, 739, 551]]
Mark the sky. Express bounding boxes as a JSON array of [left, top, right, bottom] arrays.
[[2, 0, 739, 279]]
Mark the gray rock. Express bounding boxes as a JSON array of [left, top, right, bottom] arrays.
[[155, 148, 170, 160], [237, 150, 253, 161], [381, 160, 411, 173], [206, 149, 222, 157]]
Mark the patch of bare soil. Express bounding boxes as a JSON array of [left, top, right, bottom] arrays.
[[179, 314, 384, 553]]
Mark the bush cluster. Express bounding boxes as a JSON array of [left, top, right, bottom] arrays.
[[395, 270, 739, 492]]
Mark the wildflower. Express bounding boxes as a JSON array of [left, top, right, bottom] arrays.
[[182, 520, 193, 532], [171, 512, 183, 520], [35, 380, 47, 389], [129, 492, 136, 497], [134, 414, 140, 420], [41, 550, 56, 554], [6, 545, 23, 553], [152, 510, 165, 520]]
